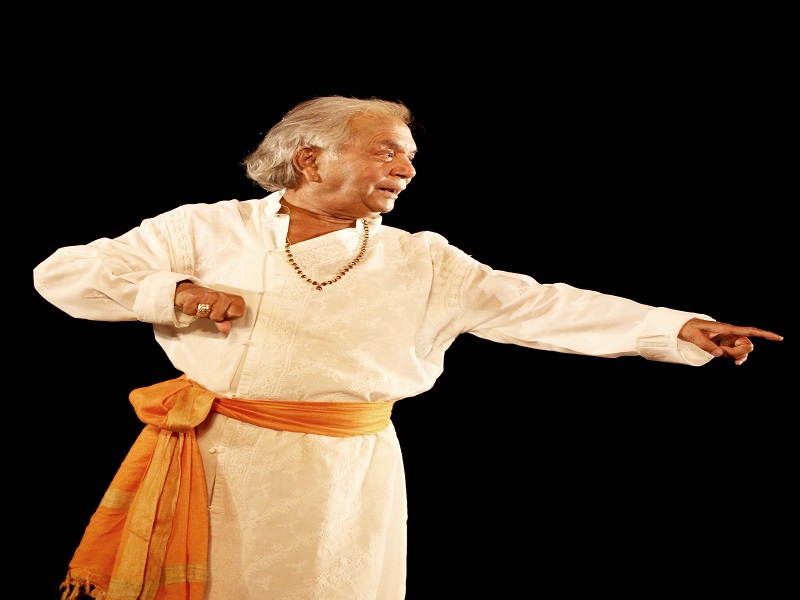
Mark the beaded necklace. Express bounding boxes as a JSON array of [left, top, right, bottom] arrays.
[[284, 220, 370, 290]]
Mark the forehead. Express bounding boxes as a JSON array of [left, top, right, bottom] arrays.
[[349, 114, 417, 152]]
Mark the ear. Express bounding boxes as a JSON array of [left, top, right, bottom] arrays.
[[293, 147, 320, 183]]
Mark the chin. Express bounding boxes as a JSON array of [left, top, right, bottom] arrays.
[[372, 199, 396, 214]]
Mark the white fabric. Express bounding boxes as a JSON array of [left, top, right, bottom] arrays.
[[33, 191, 713, 599]]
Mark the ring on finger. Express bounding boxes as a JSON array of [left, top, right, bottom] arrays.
[[197, 303, 211, 315]]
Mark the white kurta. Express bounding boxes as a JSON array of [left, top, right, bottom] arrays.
[[33, 192, 713, 599]]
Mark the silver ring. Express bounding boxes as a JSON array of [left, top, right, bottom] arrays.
[[197, 303, 211, 315]]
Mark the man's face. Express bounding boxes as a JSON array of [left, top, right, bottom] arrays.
[[314, 114, 417, 219]]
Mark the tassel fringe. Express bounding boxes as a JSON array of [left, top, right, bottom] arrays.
[[60, 569, 106, 600]]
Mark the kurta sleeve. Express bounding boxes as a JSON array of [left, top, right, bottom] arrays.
[[33, 206, 196, 326], [449, 252, 714, 367]]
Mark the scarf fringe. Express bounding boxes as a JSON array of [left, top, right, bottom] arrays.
[[60, 569, 106, 599]]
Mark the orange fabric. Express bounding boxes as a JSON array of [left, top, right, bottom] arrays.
[[213, 396, 394, 437], [60, 376, 395, 600]]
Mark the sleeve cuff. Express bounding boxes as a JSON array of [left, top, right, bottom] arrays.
[[636, 307, 715, 366], [134, 272, 197, 326]]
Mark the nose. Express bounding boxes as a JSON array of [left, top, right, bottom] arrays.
[[392, 156, 416, 181]]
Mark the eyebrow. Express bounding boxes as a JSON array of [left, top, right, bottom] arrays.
[[378, 140, 417, 153]]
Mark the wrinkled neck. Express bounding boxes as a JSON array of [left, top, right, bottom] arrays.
[[280, 198, 357, 244]]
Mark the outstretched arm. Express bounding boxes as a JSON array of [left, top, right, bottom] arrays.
[[678, 317, 783, 366]]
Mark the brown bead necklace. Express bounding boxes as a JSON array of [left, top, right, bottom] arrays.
[[284, 220, 370, 290]]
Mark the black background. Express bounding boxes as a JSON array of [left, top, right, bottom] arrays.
[[22, 22, 793, 599]]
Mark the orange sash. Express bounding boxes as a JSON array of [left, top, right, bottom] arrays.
[[60, 376, 394, 600]]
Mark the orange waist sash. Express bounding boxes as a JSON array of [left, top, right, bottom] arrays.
[[60, 376, 394, 600], [213, 395, 394, 437]]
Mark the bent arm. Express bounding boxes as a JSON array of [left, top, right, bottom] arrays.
[[33, 215, 193, 325]]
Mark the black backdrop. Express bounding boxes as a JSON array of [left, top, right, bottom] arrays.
[[24, 40, 792, 599]]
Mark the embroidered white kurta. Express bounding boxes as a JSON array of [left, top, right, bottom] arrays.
[[33, 191, 713, 599]]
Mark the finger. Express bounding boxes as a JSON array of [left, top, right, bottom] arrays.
[[735, 327, 783, 341], [715, 337, 755, 365], [215, 320, 232, 334], [685, 334, 725, 357], [208, 303, 234, 322], [707, 323, 783, 342]]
